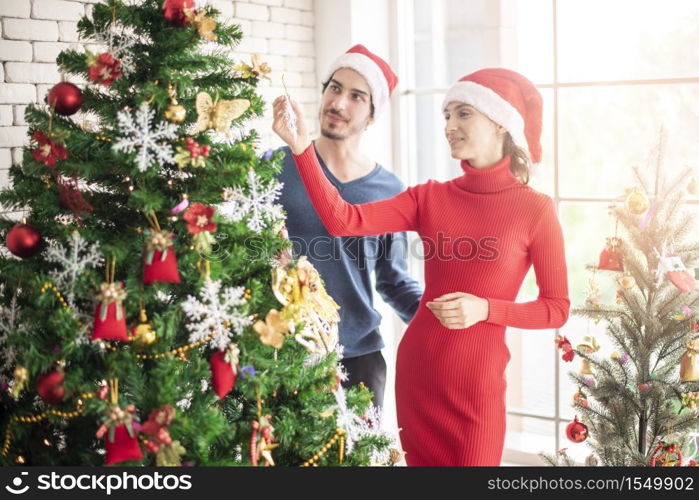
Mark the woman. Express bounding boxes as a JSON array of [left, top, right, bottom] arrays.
[[272, 68, 570, 466]]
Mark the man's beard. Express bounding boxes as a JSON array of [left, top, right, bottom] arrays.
[[319, 110, 365, 140]]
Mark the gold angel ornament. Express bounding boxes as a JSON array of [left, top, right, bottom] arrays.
[[272, 256, 340, 357], [192, 92, 250, 136], [680, 337, 699, 382], [234, 53, 272, 80], [189, 10, 217, 41]]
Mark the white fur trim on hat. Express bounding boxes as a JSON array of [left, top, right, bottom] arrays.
[[442, 81, 527, 153], [324, 52, 390, 117]]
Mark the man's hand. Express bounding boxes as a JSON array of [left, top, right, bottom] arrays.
[[426, 292, 489, 330], [272, 95, 311, 155]]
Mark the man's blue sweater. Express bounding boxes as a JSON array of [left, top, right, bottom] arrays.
[[277, 145, 423, 358]]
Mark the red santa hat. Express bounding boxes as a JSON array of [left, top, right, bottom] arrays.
[[442, 68, 543, 165], [323, 44, 398, 118]]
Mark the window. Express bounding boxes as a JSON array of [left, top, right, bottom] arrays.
[[391, 0, 699, 464]]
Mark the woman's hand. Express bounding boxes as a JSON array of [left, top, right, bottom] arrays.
[[272, 95, 311, 155], [426, 292, 489, 329]]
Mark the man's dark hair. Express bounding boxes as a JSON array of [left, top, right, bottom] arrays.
[[321, 77, 375, 118]]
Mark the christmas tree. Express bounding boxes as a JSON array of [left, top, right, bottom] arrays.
[[545, 132, 699, 466], [0, 0, 393, 466]]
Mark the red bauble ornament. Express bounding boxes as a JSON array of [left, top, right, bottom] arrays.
[[566, 416, 588, 443], [36, 370, 65, 405], [104, 424, 143, 465], [209, 350, 236, 399], [163, 0, 196, 27], [5, 223, 43, 258], [46, 82, 83, 116]]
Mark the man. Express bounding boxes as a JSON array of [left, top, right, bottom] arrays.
[[276, 45, 422, 409]]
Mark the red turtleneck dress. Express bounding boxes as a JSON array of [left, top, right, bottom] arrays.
[[291, 144, 569, 466]]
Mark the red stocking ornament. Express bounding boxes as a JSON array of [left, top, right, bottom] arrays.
[[209, 344, 239, 399], [659, 255, 696, 293]]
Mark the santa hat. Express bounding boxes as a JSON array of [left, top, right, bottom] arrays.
[[323, 44, 398, 118], [442, 68, 542, 165]]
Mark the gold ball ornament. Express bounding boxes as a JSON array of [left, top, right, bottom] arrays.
[[625, 188, 650, 215], [165, 102, 186, 123], [131, 309, 157, 346], [688, 178, 699, 195], [618, 274, 636, 289]]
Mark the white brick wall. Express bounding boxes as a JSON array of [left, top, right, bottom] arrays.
[[0, 0, 319, 204]]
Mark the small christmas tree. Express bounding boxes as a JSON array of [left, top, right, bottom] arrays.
[[0, 0, 392, 466], [544, 132, 699, 466]]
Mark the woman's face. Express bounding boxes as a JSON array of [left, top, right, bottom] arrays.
[[443, 102, 505, 163]]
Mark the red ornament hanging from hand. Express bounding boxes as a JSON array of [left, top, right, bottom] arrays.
[[46, 82, 83, 116], [5, 223, 43, 258], [163, 0, 196, 27], [566, 416, 588, 443]]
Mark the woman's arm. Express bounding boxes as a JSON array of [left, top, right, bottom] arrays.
[[292, 143, 419, 236], [273, 96, 419, 236], [485, 197, 570, 329]]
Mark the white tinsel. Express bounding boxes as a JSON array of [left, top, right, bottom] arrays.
[[176, 391, 194, 411], [218, 169, 284, 233], [303, 341, 345, 368], [112, 103, 178, 172], [329, 357, 398, 458], [0, 287, 21, 384], [105, 27, 140, 77], [45, 231, 102, 308], [92, 18, 150, 77], [331, 385, 367, 455], [181, 280, 252, 351], [283, 98, 298, 143]]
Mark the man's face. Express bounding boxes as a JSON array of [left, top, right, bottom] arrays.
[[319, 67, 374, 141]]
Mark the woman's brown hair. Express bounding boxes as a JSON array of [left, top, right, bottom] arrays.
[[503, 134, 531, 185]]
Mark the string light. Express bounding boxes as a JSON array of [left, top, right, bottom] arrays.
[[300, 429, 346, 467]]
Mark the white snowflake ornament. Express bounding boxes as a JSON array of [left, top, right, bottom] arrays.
[[112, 103, 178, 172], [218, 169, 284, 233], [45, 231, 102, 308], [181, 279, 252, 351]]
